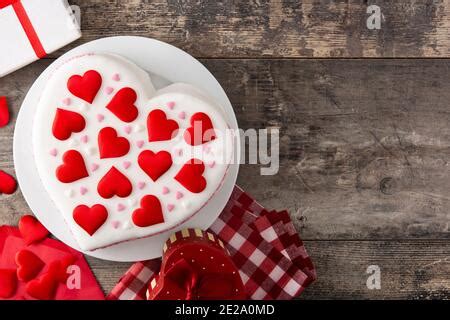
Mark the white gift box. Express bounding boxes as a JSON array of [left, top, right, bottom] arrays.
[[0, 0, 81, 77]]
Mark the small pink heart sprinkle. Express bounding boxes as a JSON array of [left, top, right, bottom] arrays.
[[176, 191, 184, 199], [167, 101, 176, 109], [117, 203, 126, 211], [81, 135, 88, 143], [62, 98, 71, 106], [138, 182, 146, 189], [112, 73, 120, 81], [167, 204, 175, 212], [90, 163, 99, 171], [97, 114, 105, 122], [112, 221, 120, 229], [136, 140, 144, 148], [49, 148, 57, 157], [80, 187, 88, 195], [105, 86, 114, 95], [162, 186, 170, 194], [178, 111, 186, 119], [123, 161, 131, 169], [208, 160, 216, 168], [124, 126, 132, 134]]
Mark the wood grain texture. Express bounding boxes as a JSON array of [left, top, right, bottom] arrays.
[[301, 240, 450, 299], [1, 58, 449, 298], [205, 58, 450, 240], [56, 0, 450, 58]]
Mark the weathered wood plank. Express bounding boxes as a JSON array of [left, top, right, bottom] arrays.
[[86, 240, 450, 299], [207, 59, 450, 240], [301, 240, 450, 299], [54, 0, 450, 58], [1, 58, 450, 240]]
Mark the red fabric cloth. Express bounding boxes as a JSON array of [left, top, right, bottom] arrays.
[[0, 226, 104, 300], [107, 186, 316, 300]]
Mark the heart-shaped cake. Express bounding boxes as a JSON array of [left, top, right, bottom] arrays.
[[32, 54, 234, 251]]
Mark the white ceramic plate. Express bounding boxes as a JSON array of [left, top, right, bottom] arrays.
[[13, 36, 240, 262]]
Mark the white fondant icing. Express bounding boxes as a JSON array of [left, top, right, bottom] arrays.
[[33, 53, 233, 251], [127, 198, 138, 207], [69, 138, 79, 147], [65, 189, 75, 198], [85, 146, 97, 156], [123, 220, 133, 230], [181, 201, 191, 209], [133, 124, 145, 133], [79, 103, 89, 112]]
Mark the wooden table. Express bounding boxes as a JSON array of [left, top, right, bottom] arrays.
[[1, 0, 449, 299]]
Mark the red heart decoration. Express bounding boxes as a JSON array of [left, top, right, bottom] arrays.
[[56, 150, 89, 183], [184, 112, 216, 146], [73, 204, 108, 236], [106, 87, 138, 122], [0, 269, 17, 298], [26, 272, 59, 300], [52, 108, 86, 141], [98, 127, 130, 159], [0, 96, 10, 128], [47, 254, 76, 283], [0, 169, 17, 195], [175, 159, 207, 193], [97, 166, 132, 199], [138, 150, 172, 181], [132, 195, 165, 227], [15, 249, 45, 282], [147, 109, 179, 142], [18, 215, 50, 245], [67, 70, 102, 104]]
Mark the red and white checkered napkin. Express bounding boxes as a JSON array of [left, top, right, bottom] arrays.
[[107, 186, 316, 300]]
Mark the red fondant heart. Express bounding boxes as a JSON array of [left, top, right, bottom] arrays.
[[0, 269, 17, 298], [15, 249, 45, 282], [56, 150, 89, 183], [97, 166, 132, 199], [52, 108, 86, 141], [132, 195, 165, 227], [0, 169, 17, 194], [67, 70, 102, 104], [147, 109, 179, 142], [18, 215, 50, 245], [98, 127, 130, 159], [47, 254, 76, 283], [138, 150, 172, 181], [175, 159, 207, 193], [26, 272, 58, 300], [73, 204, 108, 236], [106, 87, 138, 122], [184, 112, 216, 146], [0, 96, 10, 128]]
